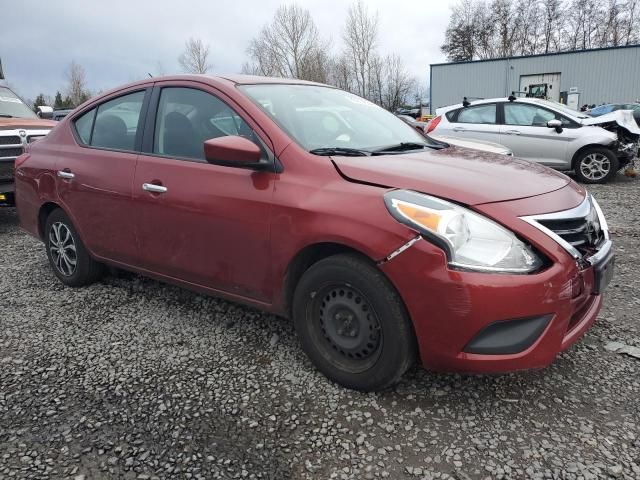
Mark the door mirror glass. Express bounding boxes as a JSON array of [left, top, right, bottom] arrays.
[[547, 119, 562, 129], [204, 136, 261, 166]]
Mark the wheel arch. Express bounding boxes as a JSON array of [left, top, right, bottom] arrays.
[[282, 242, 374, 318], [570, 143, 615, 170], [38, 201, 63, 240]]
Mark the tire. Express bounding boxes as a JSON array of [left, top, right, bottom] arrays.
[[574, 147, 619, 184], [44, 208, 103, 287], [292, 253, 417, 391]]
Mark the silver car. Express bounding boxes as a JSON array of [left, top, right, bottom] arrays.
[[431, 97, 640, 183]]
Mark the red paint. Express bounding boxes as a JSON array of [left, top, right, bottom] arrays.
[[204, 136, 261, 164], [14, 75, 605, 374]]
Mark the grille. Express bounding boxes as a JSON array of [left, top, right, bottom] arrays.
[[0, 136, 21, 146], [537, 216, 605, 254], [0, 147, 24, 159], [27, 135, 45, 143], [521, 196, 607, 259], [0, 160, 14, 181]]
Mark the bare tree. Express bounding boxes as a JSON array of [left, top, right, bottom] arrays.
[[178, 37, 213, 74], [65, 61, 90, 107], [541, 0, 564, 53], [343, 0, 379, 98], [381, 54, 415, 111], [245, 4, 329, 81]]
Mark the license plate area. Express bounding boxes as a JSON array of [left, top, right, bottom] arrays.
[[592, 251, 614, 295]]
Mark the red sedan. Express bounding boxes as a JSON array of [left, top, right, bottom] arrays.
[[14, 75, 614, 391]]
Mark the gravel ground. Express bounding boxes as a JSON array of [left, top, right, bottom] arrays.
[[1, 174, 639, 480]]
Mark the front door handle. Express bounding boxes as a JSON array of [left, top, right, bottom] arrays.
[[142, 183, 168, 194], [505, 130, 521, 135], [57, 170, 75, 179]]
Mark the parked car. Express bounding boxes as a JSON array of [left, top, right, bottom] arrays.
[[588, 103, 640, 117], [398, 114, 513, 155], [52, 108, 74, 121], [431, 97, 640, 183], [0, 85, 56, 206], [16, 75, 613, 391]]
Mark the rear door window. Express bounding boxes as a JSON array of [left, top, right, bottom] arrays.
[[455, 104, 497, 124], [90, 91, 145, 151]]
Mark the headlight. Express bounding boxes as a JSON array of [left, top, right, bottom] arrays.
[[384, 190, 542, 273]]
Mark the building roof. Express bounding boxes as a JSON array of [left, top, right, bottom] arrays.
[[431, 43, 640, 67]]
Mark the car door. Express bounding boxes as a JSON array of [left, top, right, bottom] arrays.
[[443, 103, 501, 144], [57, 88, 150, 265], [499, 102, 573, 168], [132, 83, 276, 302]]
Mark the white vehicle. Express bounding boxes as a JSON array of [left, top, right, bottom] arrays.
[[429, 96, 640, 183], [430, 135, 513, 156]]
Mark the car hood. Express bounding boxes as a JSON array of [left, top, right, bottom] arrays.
[[581, 110, 640, 135], [331, 146, 570, 206], [0, 118, 56, 130]]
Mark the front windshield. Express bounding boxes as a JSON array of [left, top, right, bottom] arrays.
[[0, 87, 37, 119], [239, 84, 436, 152], [534, 98, 589, 119]]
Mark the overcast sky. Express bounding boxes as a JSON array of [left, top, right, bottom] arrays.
[[1, 0, 456, 101]]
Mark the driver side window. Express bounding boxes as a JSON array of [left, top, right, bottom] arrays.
[[153, 87, 258, 161]]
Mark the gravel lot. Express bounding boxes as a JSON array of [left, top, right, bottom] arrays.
[[1, 175, 639, 480]]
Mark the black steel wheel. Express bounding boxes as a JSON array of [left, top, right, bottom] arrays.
[[293, 253, 417, 391]]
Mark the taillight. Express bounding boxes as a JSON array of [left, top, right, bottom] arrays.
[[425, 115, 442, 134]]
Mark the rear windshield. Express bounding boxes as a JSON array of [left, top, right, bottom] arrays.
[[0, 87, 37, 119]]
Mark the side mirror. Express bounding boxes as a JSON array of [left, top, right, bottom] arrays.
[[36, 105, 53, 119], [204, 136, 262, 167], [547, 119, 563, 133]]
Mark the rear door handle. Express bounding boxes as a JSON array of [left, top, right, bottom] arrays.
[[142, 183, 167, 194], [57, 170, 75, 179], [452, 127, 466, 132], [505, 130, 521, 135]]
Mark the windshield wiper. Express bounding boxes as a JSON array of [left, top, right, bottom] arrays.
[[372, 142, 446, 154], [309, 147, 371, 157], [0, 114, 15, 118]]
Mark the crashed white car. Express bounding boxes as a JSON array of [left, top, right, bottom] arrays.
[[430, 97, 640, 183]]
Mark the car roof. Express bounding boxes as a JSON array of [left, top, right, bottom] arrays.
[[436, 96, 587, 119]]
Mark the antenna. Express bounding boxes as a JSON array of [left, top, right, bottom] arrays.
[[0, 58, 4, 80], [462, 97, 470, 107]]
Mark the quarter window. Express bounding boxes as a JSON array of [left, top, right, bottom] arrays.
[[504, 103, 570, 127], [456, 104, 496, 124], [153, 87, 258, 161], [74, 109, 96, 145]]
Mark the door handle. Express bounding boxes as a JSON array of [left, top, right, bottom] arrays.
[[452, 127, 466, 132], [57, 170, 75, 179], [505, 130, 521, 135], [142, 183, 167, 194]]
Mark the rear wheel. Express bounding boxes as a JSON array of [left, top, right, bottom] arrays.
[[574, 147, 619, 184], [292, 254, 417, 391], [44, 209, 103, 287]]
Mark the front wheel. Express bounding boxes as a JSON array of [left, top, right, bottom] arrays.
[[574, 147, 619, 184], [292, 254, 417, 391]]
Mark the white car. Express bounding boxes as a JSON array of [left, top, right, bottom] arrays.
[[429, 134, 512, 156], [429, 97, 640, 183]]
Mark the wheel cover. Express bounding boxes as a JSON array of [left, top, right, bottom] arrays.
[[314, 284, 383, 373], [580, 153, 611, 181], [48, 222, 77, 276]]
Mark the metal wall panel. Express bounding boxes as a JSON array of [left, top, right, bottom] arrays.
[[430, 45, 640, 114]]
